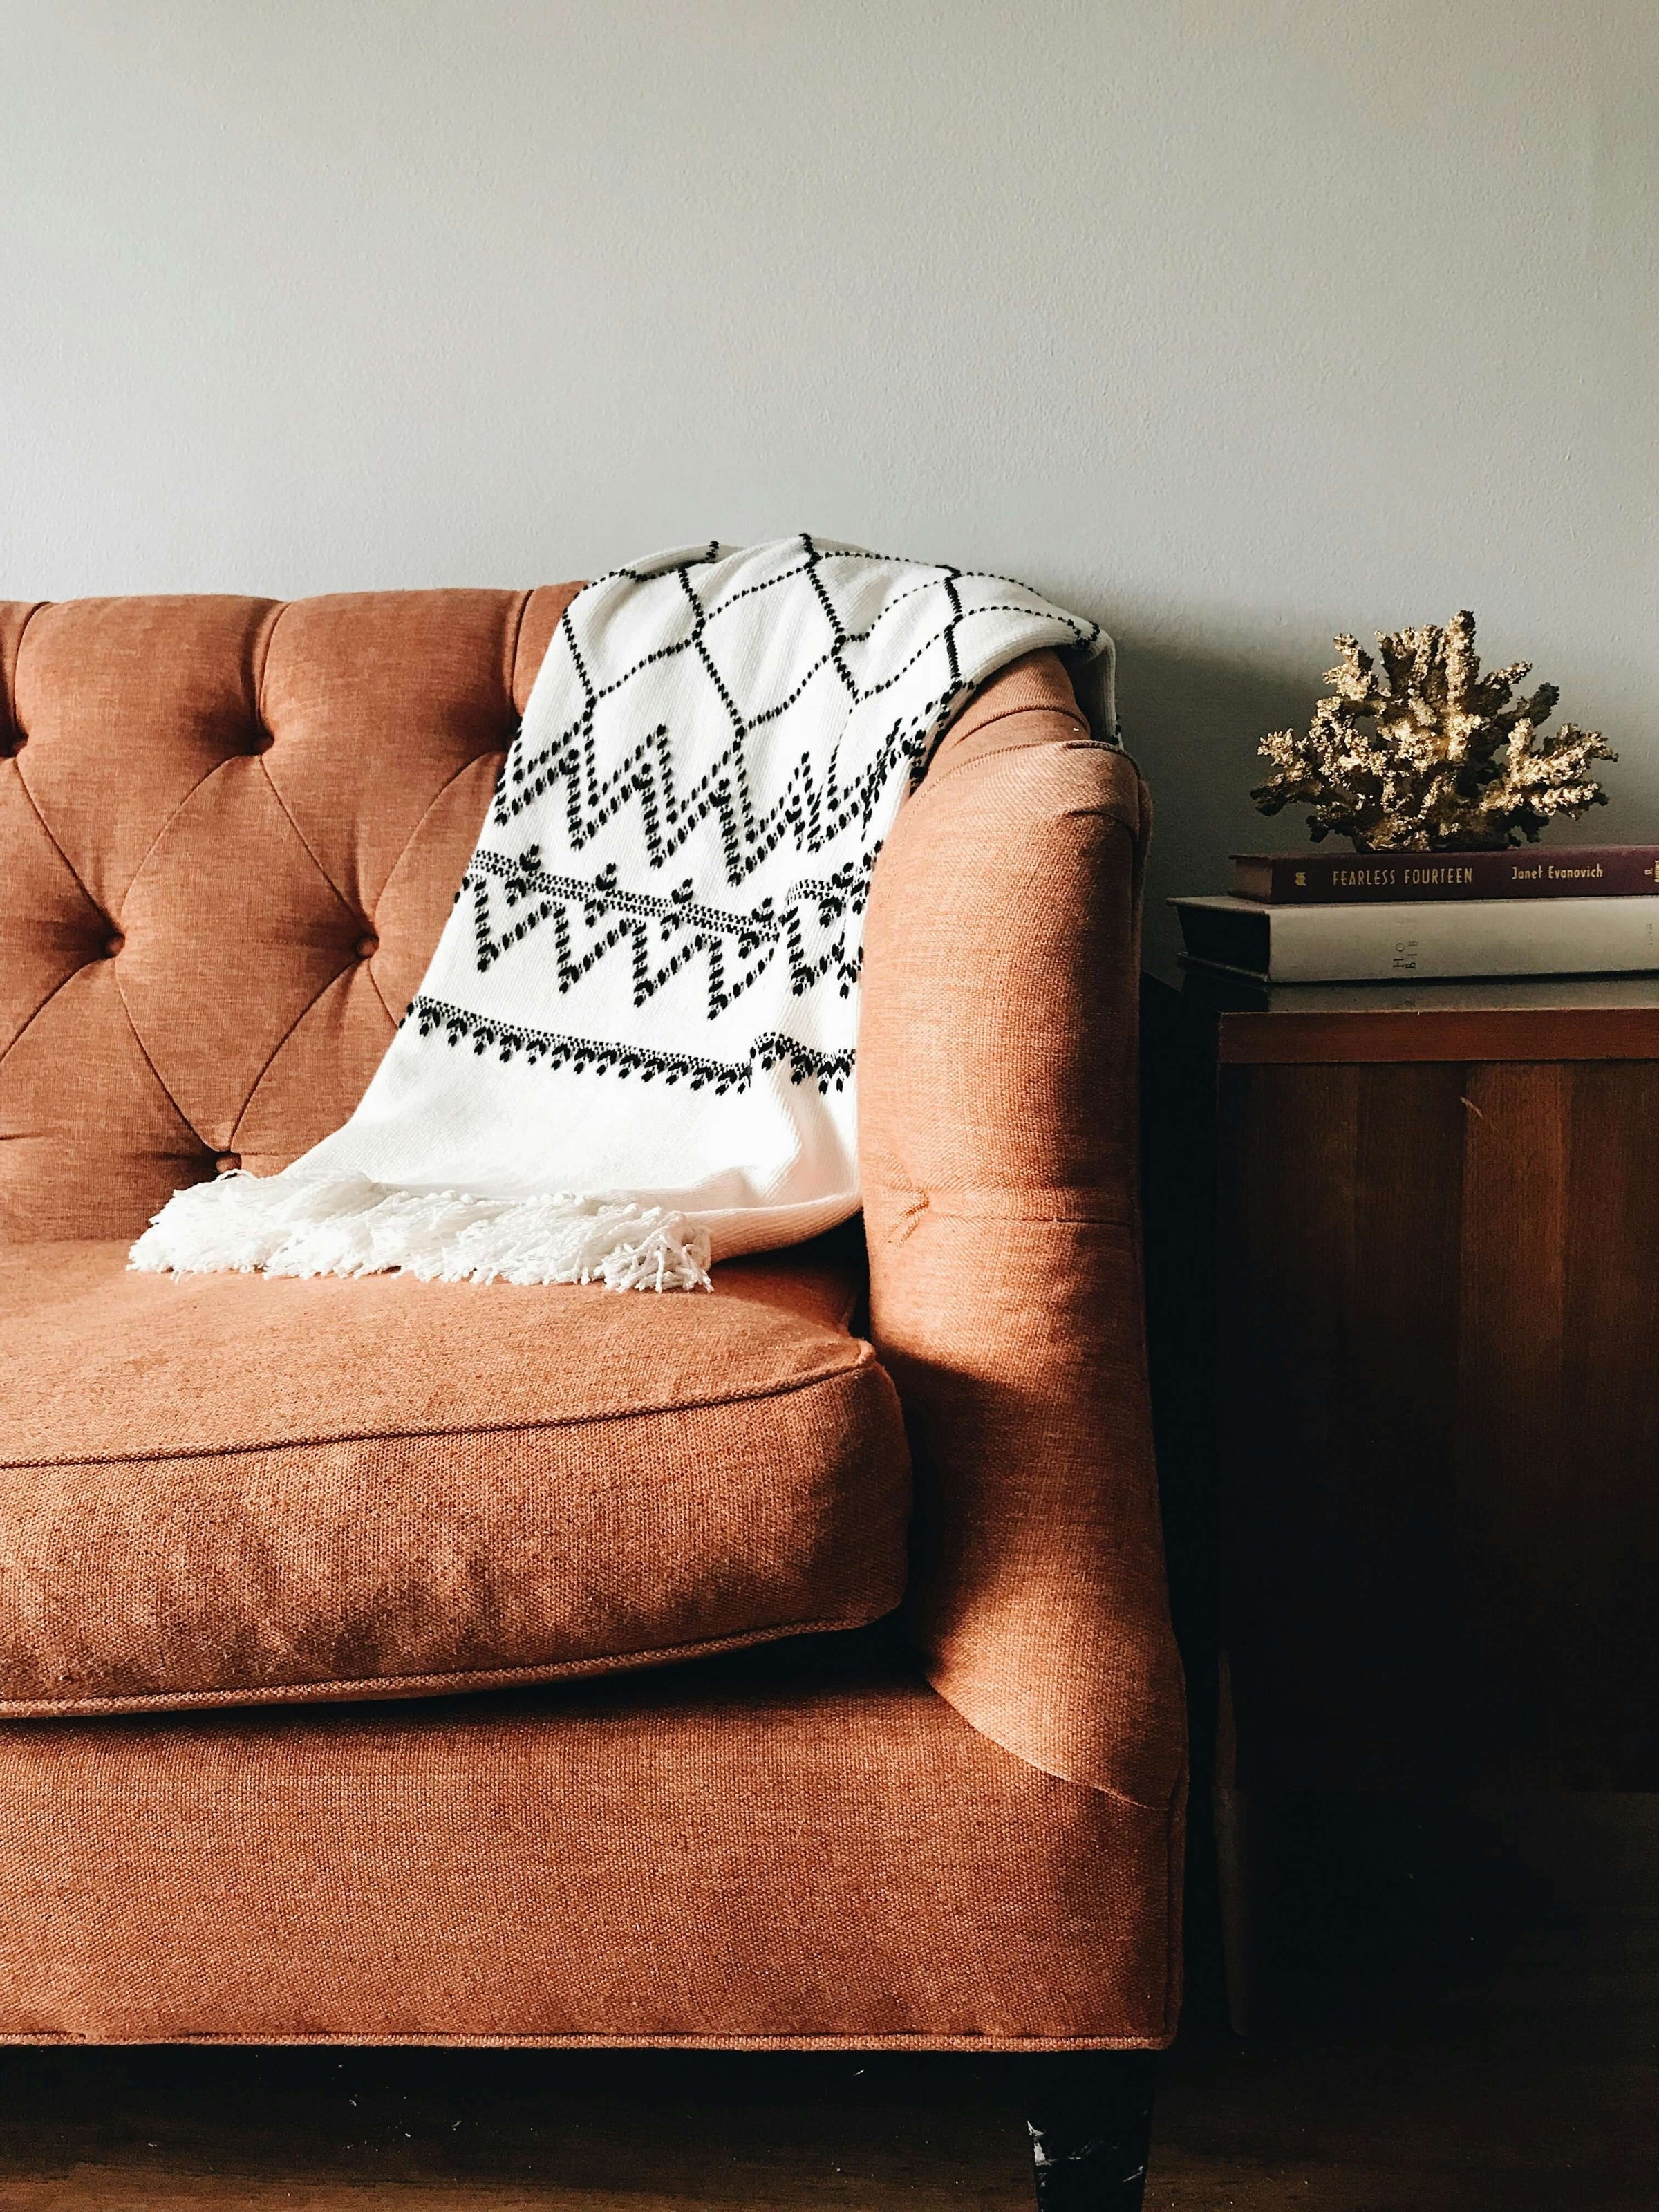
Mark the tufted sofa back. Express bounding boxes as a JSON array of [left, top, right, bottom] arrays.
[[0, 588, 577, 1241]]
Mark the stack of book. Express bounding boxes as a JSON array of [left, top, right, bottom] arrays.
[[1173, 847, 1659, 984]]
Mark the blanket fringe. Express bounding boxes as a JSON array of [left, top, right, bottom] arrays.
[[128, 1172, 713, 1293]]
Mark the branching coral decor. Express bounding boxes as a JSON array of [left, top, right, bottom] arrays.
[[1254, 611, 1614, 850]]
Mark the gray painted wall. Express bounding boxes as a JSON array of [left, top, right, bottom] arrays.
[[4, 1, 1653, 950]]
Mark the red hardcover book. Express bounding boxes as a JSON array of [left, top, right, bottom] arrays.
[[1229, 847, 1659, 905]]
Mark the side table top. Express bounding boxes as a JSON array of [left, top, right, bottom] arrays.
[[1142, 957, 1659, 1065]]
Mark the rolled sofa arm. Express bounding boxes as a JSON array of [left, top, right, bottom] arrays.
[[859, 652, 1185, 1808]]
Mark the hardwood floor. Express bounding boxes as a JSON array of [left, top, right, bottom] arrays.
[[1, 1795, 1653, 2208]]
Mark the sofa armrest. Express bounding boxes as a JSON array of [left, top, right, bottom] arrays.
[[859, 653, 1185, 1808]]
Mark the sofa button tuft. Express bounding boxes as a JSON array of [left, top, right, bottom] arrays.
[[215, 1153, 241, 1175], [102, 932, 124, 959], [355, 934, 379, 960]]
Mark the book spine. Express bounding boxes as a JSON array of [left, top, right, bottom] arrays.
[[1232, 852, 1659, 903], [1267, 898, 1659, 983]]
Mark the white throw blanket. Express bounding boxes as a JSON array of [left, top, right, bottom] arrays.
[[131, 537, 1112, 1290]]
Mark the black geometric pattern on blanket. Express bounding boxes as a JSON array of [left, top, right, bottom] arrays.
[[409, 536, 1100, 1092], [461, 845, 874, 1016], [406, 994, 854, 1097], [489, 536, 1098, 882]]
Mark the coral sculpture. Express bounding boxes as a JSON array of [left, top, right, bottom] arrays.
[[1253, 612, 1614, 850]]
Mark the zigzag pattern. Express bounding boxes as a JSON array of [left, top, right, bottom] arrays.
[[494, 688, 944, 885], [460, 845, 874, 1017], [404, 537, 1103, 1098], [490, 534, 1096, 893]]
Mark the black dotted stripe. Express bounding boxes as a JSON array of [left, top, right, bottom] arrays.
[[404, 996, 855, 1096]]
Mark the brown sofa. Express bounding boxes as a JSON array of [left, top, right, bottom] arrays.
[[0, 588, 1184, 2205]]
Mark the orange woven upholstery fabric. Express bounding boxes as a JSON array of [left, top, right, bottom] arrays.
[[0, 1236, 906, 1715], [0, 1644, 1181, 2048], [861, 654, 1186, 1810], [0, 589, 575, 1240]]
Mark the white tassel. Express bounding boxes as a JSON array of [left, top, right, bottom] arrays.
[[129, 1172, 712, 1292]]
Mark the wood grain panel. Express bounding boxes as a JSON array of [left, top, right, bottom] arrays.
[[1219, 1063, 1480, 1787], [1147, 980, 1659, 1790], [1454, 1064, 1573, 1781], [1560, 1063, 1659, 1783]]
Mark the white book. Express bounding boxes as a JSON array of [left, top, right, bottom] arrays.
[[1171, 894, 1659, 984]]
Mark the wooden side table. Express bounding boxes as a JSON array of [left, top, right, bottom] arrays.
[[1142, 964, 1659, 2025]]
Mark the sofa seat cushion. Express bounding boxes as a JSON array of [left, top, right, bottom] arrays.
[[0, 1236, 910, 1717]]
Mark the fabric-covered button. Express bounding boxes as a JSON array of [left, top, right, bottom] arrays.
[[102, 932, 124, 959], [247, 729, 274, 756], [355, 934, 379, 960], [215, 1153, 241, 1174], [0, 732, 26, 758]]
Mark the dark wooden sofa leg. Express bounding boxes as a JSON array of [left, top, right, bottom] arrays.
[[1024, 2052, 1157, 2211]]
